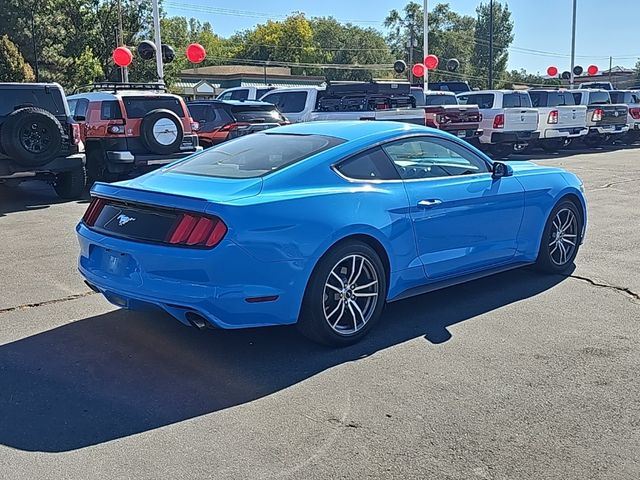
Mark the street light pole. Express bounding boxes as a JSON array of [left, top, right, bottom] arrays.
[[423, 0, 428, 89], [152, 0, 164, 83], [570, 0, 577, 88], [488, 0, 494, 89]]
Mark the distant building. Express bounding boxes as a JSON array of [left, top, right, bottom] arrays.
[[175, 65, 325, 99], [572, 66, 638, 89]]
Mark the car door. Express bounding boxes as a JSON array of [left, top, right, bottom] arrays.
[[382, 136, 525, 279]]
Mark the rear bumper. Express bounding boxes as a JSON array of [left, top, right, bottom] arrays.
[[0, 153, 85, 179], [76, 223, 306, 330], [588, 125, 629, 135], [490, 131, 539, 144], [441, 126, 482, 138], [105, 147, 203, 167], [541, 127, 588, 139]]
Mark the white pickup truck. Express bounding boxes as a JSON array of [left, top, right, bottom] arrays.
[[259, 83, 425, 125], [457, 90, 538, 158], [528, 89, 588, 152]]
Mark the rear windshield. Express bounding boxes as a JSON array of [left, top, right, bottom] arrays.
[[609, 91, 637, 104], [503, 93, 532, 108], [122, 96, 184, 118], [458, 93, 494, 109], [529, 91, 575, 107], [425, 94, 458, 106], [230, 105, 285, 123], [588, 92, 611, 105], [169, 133, 345, 178], [0, 87, 67, 116]]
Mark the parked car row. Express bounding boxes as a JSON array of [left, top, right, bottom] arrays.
[[2, 80, 639, 199]]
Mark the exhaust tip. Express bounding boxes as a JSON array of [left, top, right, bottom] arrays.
[[185, 311, 208, 330]]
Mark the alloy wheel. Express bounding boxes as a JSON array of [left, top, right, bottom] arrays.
[[323, 254, 379, 335], [549, 208, 578, 266]]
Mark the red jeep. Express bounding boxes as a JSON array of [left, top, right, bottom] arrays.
[[68, 83, 201, 181]]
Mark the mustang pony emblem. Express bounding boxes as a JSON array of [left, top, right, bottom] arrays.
[[117, 214, 136, 226]]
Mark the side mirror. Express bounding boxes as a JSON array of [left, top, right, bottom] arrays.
[[492, 162, 513, 179]]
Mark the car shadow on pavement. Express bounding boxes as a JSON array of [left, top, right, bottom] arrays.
[[0, 267, 570, 452], [0, 182, 90, 217]]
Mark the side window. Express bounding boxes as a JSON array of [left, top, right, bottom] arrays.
[[188, 104, 216, 123], [73, 98, 89, 119], [229, 89, 249, 101], [100, 100, 123, 120], [265, 92, 308, 113], [503, 93, 521, 108], [256, 88, 272, 99], [382, 137, 489, 180], [336, 147, 399, 181], [219, 92, 233, 100]]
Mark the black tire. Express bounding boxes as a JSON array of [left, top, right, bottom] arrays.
[[53, 165, 87, 199], [0, 107, 64, 167], [540, 138, 565, 153], [297, 240, 387, 347], [583, 135, 602, 148], [535, 199, 583, 274], [140, 109, 184, 155], [489, 143, 513, 159]]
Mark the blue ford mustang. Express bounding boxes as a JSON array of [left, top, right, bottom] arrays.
[[77, 121, 586, 346]]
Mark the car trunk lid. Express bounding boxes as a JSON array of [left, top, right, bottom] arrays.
[[504, 108, 538, 131]]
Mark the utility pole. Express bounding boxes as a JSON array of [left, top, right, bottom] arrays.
[[570, 0, 577, 88], [408, 28, 415, 83], [423, 0, 428, 89], [30, 7, 39, 82], [609, 56, 613, 85], [117, 0, 128, 82], [488, 0, 494, 89], [152, 0, 164, 83]]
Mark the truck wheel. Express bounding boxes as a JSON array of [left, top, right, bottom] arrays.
[[53, 165, 87, 199], [541, 139, 565, 153], [0, 107, 64, 167], [489, 144, 513, 159], [140, 109, 184, 155]]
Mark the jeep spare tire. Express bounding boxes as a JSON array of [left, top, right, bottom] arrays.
[[0, 107, 64, 167], [140, 109, 184, 155]]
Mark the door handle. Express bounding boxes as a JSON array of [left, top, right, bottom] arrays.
[[418, 199, 442, 208]]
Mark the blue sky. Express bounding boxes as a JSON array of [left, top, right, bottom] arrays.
[[165, 0, 640, 74]]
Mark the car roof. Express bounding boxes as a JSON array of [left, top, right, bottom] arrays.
[[424, 90, 456, 96], [68, 90, 180, 101], [457, 90, 522, 95], [187, 100, 274, 107], [267, 120, 429, 141]]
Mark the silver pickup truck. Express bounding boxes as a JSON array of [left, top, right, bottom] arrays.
[[259, 82, 426, 126]]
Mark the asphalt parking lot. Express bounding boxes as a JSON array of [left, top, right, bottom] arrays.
[[1, 146, 639, 480]]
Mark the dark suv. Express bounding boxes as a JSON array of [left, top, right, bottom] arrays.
[[187, 100, 287, 148], [68, 83, 201, 182], [0, 83, 85, 199]]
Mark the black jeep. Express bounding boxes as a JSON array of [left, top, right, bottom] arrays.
[[0, 83, 86, 199]]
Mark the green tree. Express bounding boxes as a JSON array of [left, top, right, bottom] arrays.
[[384, 2, 476, 84], [471, 1, 514, 89], [68, 46, 104, 91], [0, 35, 35, 82]]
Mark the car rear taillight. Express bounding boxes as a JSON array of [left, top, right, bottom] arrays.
[[548, 110, 559, 124], [108, 125, 125, 134], [82, 197, 106, 226], [592, 108, 603, 122], [629, 107, 640, 119], [190, 118, 200, 132], [71, 123, 81, 145], [478, 113, 483, 122], [220, 122, 251, 132], [167, 214, 227, 248], [493, 114, 505, 129]]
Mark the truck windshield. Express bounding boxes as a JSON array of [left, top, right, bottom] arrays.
[[425, 95, 458, 106], [168, 133, 344, 178]]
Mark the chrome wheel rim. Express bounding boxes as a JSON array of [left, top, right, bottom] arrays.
[[323, 254, 379, 335], [152, 118, 178, 145], [549, 208, 578, 266]]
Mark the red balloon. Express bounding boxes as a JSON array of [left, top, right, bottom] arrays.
[[112, 46, 133, 67], [424, 54, 439, 70], [547, 66, 558, 77], [412, 63, 425, 78], [587, 64, 598, 76], [186, 43, 206, 64]]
